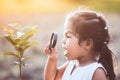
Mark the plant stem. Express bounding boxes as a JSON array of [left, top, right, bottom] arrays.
[[19, 58, 22, 80]]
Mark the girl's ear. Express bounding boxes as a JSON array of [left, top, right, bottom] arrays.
[[81, 39, 93, 50]]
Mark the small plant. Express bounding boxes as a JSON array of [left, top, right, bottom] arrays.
[[4, 23, 39, 80]]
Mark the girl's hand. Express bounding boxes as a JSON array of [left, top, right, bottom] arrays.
[[44, 42, 58, 60]]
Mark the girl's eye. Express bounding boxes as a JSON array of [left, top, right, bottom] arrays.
[[66, 35, 71, 38], [63, 32, 72, 38], [65, 33, 72, 38]]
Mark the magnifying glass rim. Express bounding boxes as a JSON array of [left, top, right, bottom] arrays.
[[49, 32, 57, 50]]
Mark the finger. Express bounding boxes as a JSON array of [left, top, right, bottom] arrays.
[[51, 48, 57, 54], [44, 50, 51, 55], [45, 44, 50, 49], [44, 42, 51, 51], [44, 47, 51, 55]]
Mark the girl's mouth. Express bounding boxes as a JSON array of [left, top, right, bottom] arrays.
[[62, 45, 69, 56], [64, 50, 68, 56]]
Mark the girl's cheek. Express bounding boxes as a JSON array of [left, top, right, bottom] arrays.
[[65, 40, 68, 47], [65, 39, 70, 47]]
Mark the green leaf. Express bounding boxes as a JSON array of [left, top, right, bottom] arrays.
[[4, 52, 19, 58]]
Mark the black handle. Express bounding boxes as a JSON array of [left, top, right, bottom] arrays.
[[49, 32, 58, 50]]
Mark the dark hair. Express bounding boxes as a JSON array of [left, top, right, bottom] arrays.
[[66, 10, 116, 80]]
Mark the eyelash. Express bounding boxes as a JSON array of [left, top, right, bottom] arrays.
[[65, 35, 71, 38]]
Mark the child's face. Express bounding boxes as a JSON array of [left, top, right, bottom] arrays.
[[62, 21, 87, 60]]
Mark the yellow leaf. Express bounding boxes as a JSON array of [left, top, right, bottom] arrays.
[[8, 23, 21, 29], [23, 41, 39, 51], [27, 41, 39, 46], [18, 51, 21, 57], [14, 38, 22, 45], [21, 56, 30, 61], [5, 36, 16, 45], [25, 29, 39, 37], [22, 34, 34, 42], [22, 29, 39, 42], [25, 56, 30, 61], [4, 52, 19, 58], [4, 28, 14, 35]]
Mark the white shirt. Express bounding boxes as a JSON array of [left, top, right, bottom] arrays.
[[62, 60, 106, 80]]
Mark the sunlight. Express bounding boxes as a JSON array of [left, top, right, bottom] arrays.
[[0, 0, 77, 14]]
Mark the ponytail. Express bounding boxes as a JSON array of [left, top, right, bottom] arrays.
[[98, 43, 116, 80]]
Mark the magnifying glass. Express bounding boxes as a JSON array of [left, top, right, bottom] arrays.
[[49, 32, 58, 50]]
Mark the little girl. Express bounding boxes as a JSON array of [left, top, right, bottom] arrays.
[[44, 10, 116, 80]]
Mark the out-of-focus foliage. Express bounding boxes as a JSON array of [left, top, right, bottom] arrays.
[[4, 23, 39, 59], [3, 23, 39, 80]]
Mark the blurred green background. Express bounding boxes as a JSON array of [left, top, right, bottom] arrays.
[[0, 0, 120, 80]]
